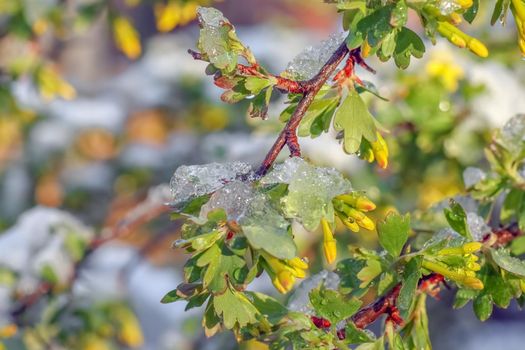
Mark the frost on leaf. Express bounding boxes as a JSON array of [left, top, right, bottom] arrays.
[[284, 33, 345, 80], [261, 157, 352, 231], [499, 114, 525, 152], [239, 193, 296, 260], [466, 212, 490, 241], [170, 162, 252, 207], [196, 7, 244, 73], [199, 181, 255, 221]]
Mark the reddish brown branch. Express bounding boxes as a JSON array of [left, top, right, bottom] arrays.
[[256, 43, 358, 176], [188, 49, 308, 94], [349, 224, 524, 331]]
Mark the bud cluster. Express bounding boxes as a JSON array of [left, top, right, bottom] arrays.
[[421, 242, 484, 290]]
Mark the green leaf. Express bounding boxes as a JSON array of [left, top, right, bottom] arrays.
[[198, 243, 247, 293], [393, 27, 425, 69], [357, 258, 382, 288], [510, 236, 525, 256], [248, 292, 288, 324], [244, 76, 274, 94], [473, 295, 493, 321], [357, 6, 394, 47], [64, 232, 87, 262], [377, 272, 396, 296], [161, 289, 183, 304], [355, 337, 385, 350], [336, 258, 367, 292], [298, 97, 340, 138], [333, 90, 377, 154], [463, 0, 479, 23], [501, 189, 524, 222], [197, 8, 248, 73], [377, 212, 410, 257], [213, 287, 259, 329], [345, 322, 376, 344], [240, 194, 297, 260], [444, 199, 472, 240], [41, 264, 58, 285], [453, 288, 478, 309], [248, 86, 273, 119], [490, 248, 525, 277], [398, 256, 422, 317], [309, 288, 362, 324]]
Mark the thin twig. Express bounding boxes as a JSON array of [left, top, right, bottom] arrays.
[[347, 225, 523, 330], [255, 43, 356, 176]]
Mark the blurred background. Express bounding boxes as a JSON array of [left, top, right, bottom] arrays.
[[0, 0, 524, 349]]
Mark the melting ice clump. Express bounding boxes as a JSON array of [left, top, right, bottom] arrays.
[[200, 181, 255, 221], [462, 167, 486, 188], [500, 114, 525, 152], [285, 33, 345, 80], [262, 157, 351, 231], [170, 162, 252, 206], [466, 212, 491, 241]]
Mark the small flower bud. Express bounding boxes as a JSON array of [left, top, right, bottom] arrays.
[[467, 38, 489, 58], [462, 276, 484, 290], [321, 218, 337, 264]]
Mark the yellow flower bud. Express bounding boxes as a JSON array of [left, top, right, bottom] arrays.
[[155, 1, 181, 32], [462, 276, 484, 290], [467, 261, 481, 271], [519, 38, 525, 56], [276, 270, 295, 293], [450, 34, 467, 48], [180, 2, 199, 25], [512, 0, 525, 24], [271, 277, 287, 294], [370, 132, 388, 169], [344, 206, 366, 221], [113, 16, 142, 59], [455, 0, 473, 9], [321, 218, 337, 264], [357, 215, 376, 231], [338, 214, 360, 232], [449, 12, 463, 25], [520, 279, 525, 293], [335, 193, 376, 212], [467, 38, 489, 58], [288, 257, 309, 271], [462, 242, 482, 254]]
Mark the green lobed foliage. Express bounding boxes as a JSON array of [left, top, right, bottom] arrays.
[[164, 1, 525, 349]]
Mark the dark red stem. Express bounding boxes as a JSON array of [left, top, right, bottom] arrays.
[[255, 43, 354, 176]]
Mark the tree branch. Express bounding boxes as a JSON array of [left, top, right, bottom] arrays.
[[347, 225, 524, 331], [255, 43, 355, 176]]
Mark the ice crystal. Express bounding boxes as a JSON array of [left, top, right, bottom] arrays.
[[199, 181, 255, 221], [463, 167, 486, 188], [170, 162, 252, 206], [285, 33, 345, 80], [262, 157, 352, 231]]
